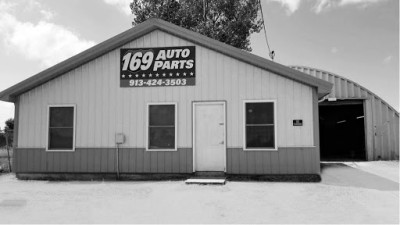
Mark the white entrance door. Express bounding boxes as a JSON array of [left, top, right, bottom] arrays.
[[193, 102, 226, 172]]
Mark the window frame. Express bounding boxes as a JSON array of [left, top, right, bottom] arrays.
[[243, 100, 277, 151], [46, 104, 76, 152], [146, 102, 178, 151]]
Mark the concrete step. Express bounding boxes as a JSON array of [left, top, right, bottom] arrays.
[[185, 177, 226, 185]]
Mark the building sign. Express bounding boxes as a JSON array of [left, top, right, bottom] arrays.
[[293, 119, 303, 126], [120, 46, 195, 87]]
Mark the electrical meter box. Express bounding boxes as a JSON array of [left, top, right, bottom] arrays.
[[115, 133, 125, 144]]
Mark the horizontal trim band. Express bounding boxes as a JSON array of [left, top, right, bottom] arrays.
[[16, 147, 315, 151]]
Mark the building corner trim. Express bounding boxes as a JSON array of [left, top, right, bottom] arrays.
[[313, 88, 321, 174]]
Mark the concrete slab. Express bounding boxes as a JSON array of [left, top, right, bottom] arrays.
[[321, 163, 399, 191], [344, 161, 399, 183], [185, 178, 226, 185]]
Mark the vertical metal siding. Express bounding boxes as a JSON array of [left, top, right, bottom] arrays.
[[18, 30, 314, 149], [226, 147, 318, 174], [16, 30, 317, 174], [14, 148, 193, 174], [292, 66, 399, 160]]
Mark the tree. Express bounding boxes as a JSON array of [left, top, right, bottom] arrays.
[[1, 118, 14, 147], [1, 118, 13, 172], [0, 132, 5, 148], [130, 0, 263, 51], [4, 118, 13, 132]]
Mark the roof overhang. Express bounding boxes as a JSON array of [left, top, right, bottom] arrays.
[[0, 18, 332, 102]]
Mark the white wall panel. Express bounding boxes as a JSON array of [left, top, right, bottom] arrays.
[[18, 30, 314, 149]]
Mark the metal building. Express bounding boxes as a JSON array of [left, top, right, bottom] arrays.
[[0, 19, 397, 181], [6, 18, 389, 180], [291, 66, 399, 161]]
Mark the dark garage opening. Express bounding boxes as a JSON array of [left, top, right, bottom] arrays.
[[319, 100, 366, 161]]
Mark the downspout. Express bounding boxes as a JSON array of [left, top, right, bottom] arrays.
[[116, 143, 120, 179], [115, 133, 125, 180]]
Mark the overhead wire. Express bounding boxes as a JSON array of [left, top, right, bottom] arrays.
[[258, 0, 275, 60]]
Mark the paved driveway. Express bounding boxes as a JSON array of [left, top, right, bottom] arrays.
[[0, 162, 398, 224], [321, 162, 398, 191]]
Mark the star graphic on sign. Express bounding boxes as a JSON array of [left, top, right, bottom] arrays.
[[142, 73, 146, 77], [149, 73, 152, 77], [128, 74, 132, 78], [169, 73, 173, 77], [156, 73, 159, 77], [162, 73, 166, 77], [183, 72, 187, 76], [176, 72, 180, 77], [135, 74, 139, 78], [190, 72, 194, 76], [122, 74, 125, 78]]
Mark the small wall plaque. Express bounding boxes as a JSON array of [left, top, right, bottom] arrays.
[[293, 120, 303, 126]]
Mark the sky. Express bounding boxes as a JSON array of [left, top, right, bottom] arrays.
[[0, 0, 398, 130]]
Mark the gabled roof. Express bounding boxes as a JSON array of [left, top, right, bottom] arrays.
[[0, 18, 332, 102]]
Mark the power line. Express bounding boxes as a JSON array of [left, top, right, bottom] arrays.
[[258, 0, 275, 60]]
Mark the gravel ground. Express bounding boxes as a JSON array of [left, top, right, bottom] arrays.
[[0, 162, 398, 224]]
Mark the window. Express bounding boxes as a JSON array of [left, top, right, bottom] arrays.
[[244, 100, 276, 150], [47, 105, 75, 151], [147, 103, 177, 151]]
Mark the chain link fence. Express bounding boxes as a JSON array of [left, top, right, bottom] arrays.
[[0, 129, 13, 173]]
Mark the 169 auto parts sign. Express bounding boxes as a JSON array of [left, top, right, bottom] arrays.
[[120, 46, 195, 87]]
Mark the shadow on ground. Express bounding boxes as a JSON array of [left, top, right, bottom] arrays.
[[321, 163, 399, 191]]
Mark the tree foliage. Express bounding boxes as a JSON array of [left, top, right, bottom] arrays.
[[4, 118, 13, 132], [0, 118, 14, 147], [130, 0, 263, 51], [0, 133, 5, 147]]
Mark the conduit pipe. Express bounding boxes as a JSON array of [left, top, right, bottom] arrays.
[[116, 143, 120, 179]]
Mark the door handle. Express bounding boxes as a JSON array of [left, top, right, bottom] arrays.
[[219, 141, 224, 145], [219, 123, 224, 125]]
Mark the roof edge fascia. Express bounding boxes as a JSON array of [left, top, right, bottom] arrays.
[[0, 18, 332, 102], [154, 20, 333, 97], [0, 19, 159, 102]]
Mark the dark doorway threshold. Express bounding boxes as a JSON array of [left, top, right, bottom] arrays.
[[319, 100, 366, 161]]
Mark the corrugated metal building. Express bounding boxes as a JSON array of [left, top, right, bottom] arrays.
[[1, 18, 393, 179], [291, 66, 399, 161]]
